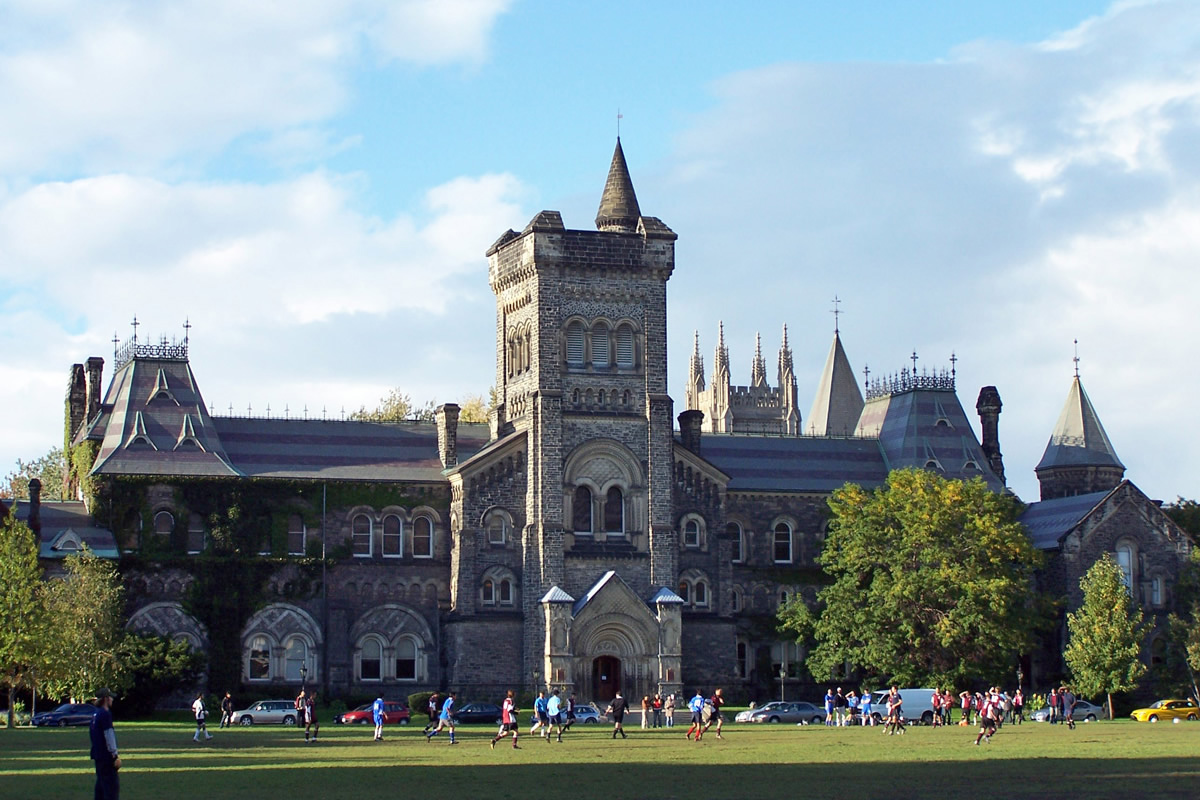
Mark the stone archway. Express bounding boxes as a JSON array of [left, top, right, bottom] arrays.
[[593, 655, 621, 703]]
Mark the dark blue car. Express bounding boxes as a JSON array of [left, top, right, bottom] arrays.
[[32, 703, 100, 727]]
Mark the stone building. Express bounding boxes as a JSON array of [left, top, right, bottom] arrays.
[[56, 140, 1191, 702]]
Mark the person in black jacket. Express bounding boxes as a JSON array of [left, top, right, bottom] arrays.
[[89, 688, 121, 800], [606, 692, 628, 739]]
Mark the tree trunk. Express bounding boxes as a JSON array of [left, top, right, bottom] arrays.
[[1107, 692, 1113, 722]]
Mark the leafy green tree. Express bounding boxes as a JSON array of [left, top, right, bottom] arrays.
[[788, 468, 1046, 688], [1166, 550, 1200, 702], [458, 389, 496, 423], [1, 447, 67, 501], [349, 388, 436, 422], [38, 548, 127, 701], [1065, 554, 1149, 720], [118, 633, 206, 717], [1164, 497, 1200, 540], [0, 514, 45, 729]]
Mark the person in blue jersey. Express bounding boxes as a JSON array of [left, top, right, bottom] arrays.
[[824, 688, 835, 726], [426, 691, 458, 744], [859, 690, 873, 726], [372, 693, 386, 741], [529, 691, 549, 738], [89, 688, 121, 800], [685, 690, 705, 740], [546, 689, 565, 742]]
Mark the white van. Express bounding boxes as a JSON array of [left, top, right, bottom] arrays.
[[868, 688, 939, 725]]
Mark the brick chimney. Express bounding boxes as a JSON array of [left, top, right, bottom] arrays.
[[85, 356, 105, 424], [678, 409, 704, 453], [975, 386, 1005, 484], [66, 363, 87, 441], [27, 477, 42, 535], [435, 404, 461, 469]]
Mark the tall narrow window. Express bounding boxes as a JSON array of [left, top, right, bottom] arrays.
[[1115, 543, 1134, 594], [499, 579, 513, 605], [395, 639, 417, 680], [287, 514, 306, 555], [616, 324, 635, 368], [487, 514, 507, 545], [360, 638, 381, 681], [1152, 576, 1163, 606], [684, 518, 701, 548], [592, 323, 610, 367], [773, 522, 793, 563], [249, 635, 270, 680], [736, 641, 748, 678], [604, 487, 624, 533], [352, 514, 372, 557], [482, 579, 496, 606], [186, 513, 205, 554], [154, 511, 174, 537], [694, 581, 708, 607], [573, 486, 593, 533], [728, 522, 743, 562], [413, 517, 433, 558], [284, 637, 308, 681], [566, 321, 585, 367], [730, 586, 742, 613], [382, 514, 403, 557], [678, 581, 690, 604]]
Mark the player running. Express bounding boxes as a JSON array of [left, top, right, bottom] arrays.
[[490, 690, 520, 750]]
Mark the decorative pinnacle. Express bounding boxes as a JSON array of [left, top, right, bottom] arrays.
[[1073, 339, 1080, 378], [131, 315, 139, 344], [911, 350, 918, 373], [751, 332, 766, 387], [831, 296, 842, 335], [950, 351, 957, 378]]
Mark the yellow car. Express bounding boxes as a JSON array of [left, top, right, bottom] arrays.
[[1129, 699, 1199, 722]]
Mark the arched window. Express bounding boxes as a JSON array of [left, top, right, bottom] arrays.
[[360, 638, 382, 681], [1115, 542, 1135, 594], [678, 581, 690, 604], [684, 518, 701, 548], [482, 579, 496, 606], [287, 514, 306, 555], [499, 579, 513, 606], [1152, 575, 1163, 607], [413, 516, 433, 558], [395, 638, 418, 681], [778, 590, 790, 609], [284, 637, 308, 681], [604, 487, 624, 533], [382, 514, 403, 558], [736, 641, 748, 678], [730, 586, 742, 613], [154, 511, 174, 537], [566, 321, 585, 367], [728, 522, 743, 562], [616, 324, 635, 368], [592, 322, 610, 367], [694, 581, 708, 607], [573, 486, 593, 533], [487, 513, 507, 545], [352, 514, 372, 557], [248, 635, 271, 680], [186, 513, 205, 554], [773, 522, 793, 563]]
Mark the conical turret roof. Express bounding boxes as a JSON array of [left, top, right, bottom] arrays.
[[1036, 376, 1125, 470], [807, 332, 864, 436], [595, 138, 641, 232]]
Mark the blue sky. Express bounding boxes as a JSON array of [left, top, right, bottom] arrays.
[[3, 0, 1198, 504]]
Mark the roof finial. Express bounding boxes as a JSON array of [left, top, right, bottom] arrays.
[[112, 331, 119, 360], [131, 315, 139, 344], [863, 363, 870, 384], [1073, 338, 1080, 378], [911, 349, 918, 373], [617, 108, 623, 139], [831, 295, 842, 335], [183, 317, 191, 345], [950, 351, 957, 379]]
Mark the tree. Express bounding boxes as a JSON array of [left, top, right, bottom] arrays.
[[348, 388, 436, 422], [0, 514, 44, 729], [1167, 549, 1200, 703], [1064, 554, 1149, 720], [459, 390, 495, 423], [118, 633, 206, 717], [789, 468, 1046, 688], [1164, 497, 1200, 540], [1, 447, 67, 501], [38, 548, 127, 701]]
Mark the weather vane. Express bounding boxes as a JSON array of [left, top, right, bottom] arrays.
[[617, 109, 623, 138], [1073, 339, 1080, 378], [831, 296, 842, 335]]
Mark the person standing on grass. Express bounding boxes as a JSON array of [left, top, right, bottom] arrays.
[[294, 689, 307, 735], [885, 687, 905, 735], [372, 694, 385, 741], [824, 688, 835, 726], [192, 693, 212, 742], [426, 691, 458, 744], [641, 695, 651, 729], [1048, 688, 1059, 724], [220, 692, 234, 729], [530, 691, 549, 738], [665, 693, 676, 727], [547, 690, 565, 743], [423, 692, 439, 733], [1061, 687, 1077, 730], [564, 693, 578, 731], [859, 691, 873, 726], [491, 690, 520, 750], [652, 693, 663, 728], [700, 688, 726, 740], [90, 688, 121, 800], [606, 692, 628, 739], [304, 691, 319, 743], [1012, 688, 1024, 724], [974, 689, 999, 745], [685, 690, 705, 740], [959, 691, 971, 726], [834, 687, 849, 726]]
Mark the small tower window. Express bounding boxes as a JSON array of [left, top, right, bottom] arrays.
[[616, 324, 635, 368], [413, 516, 434, 558], [592, 323, 610, 367], [566, 321, 585, 367], [573, 486, 593, 534], [382, 514, 403, 557], [604, 487, 624, 533], [352, 514, 372, 557], [774, 522, 793, 563]]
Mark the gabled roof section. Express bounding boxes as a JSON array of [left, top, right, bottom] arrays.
[[573, 570, 620, 616], [541, 586, 576, 604], [148, 367, 179, 405], [1036, 376, 1125, 471], [807, 332, 864, 436], [595, 138, 641, 233], [34, 501, 119, 559], [174, 414, 206, 451], [125, 411, 158, 449], [650, 586, 685, 605], [1018, 488, 1112, 550]]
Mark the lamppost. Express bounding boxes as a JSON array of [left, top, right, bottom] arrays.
[[1016, 663, 1023, 693], [779, 666, 787, 702], [300, 664, 308, 691]]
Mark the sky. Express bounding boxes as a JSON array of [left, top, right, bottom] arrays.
[[3, 0, 1198, 504]]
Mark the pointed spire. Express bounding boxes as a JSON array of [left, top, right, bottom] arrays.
[[1036, 375, 1125, 471], [686, 330, 705, 406], [777, 324, 794, 381], [807, 331, 865, 436], [751, 332, 766, 387], [714, 321, 729, 377], [595, 138, 641, 233]]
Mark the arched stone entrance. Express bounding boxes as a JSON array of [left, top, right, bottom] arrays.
[[593, 655, 621, 703]]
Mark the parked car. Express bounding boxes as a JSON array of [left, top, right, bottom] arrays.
[[572, 704, 602, 723], [1030, 699, 1107, 722], [746, 701, 825, 725], [869, 688, 940, 725], [31, 703, 100, 727], [233, 699, 299, 726], [735, 702, 790, 723], [452, 702, 502, 724], [1129, 699, 1199, 723], [335, 701, 410, 725]]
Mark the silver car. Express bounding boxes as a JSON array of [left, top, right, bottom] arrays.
[[1030, 699, 1107, 722], [747, 701, 825, 725], [233, 699, 299, 726]]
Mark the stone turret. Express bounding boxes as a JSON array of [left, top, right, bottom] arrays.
[[595, 138, 641, 233], [66, 363, 87, 441], [85, 356, 104, 424], [1036, 375, 1125, 500], [750, 333, 766, 388], [975, 386, 1005, 484], [806, 332, 864, 437], [686, 331, 705, 411], [435, 403, 461, 469]]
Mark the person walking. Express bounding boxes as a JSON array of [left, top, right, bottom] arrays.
[[1048, 688, 1059, 725], [530, 691, 549, 738], [423, 692, 439, 734], [89, 688, 121, 800], [426, 691, 458, 744], [304, 690, 319, 743], [564, 693, 578, 731], [490, 690, 520, 750], [192, 693, 212, 742], [884, 687, 905, 735], [974, 689, 999, 745], [685, 690, 705, 740], [1012, 688, 1024, 725], [700, 688, 725, 740], [372, 693, 385, 741], [606, 692, 628, 739], [664, 693, 676, 728], [219, 692, 234, 729], [1062, 686, 1077, 730], [547, 690, 565, 743]]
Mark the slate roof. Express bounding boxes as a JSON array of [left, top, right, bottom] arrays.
[[1036, 376, 1125, 471], [807, 332, 865, 436], [595, 138, 641, 232], [649, 586, 685, 604], [696, 434, 887, 492], [1018, 489, 1113, 550], [540, 586, 576, 604], [31, 501, 120, 559]]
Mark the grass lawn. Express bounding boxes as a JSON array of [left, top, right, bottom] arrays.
[[2, 718, 1198, 800]]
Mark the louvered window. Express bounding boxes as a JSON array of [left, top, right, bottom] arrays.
[[592, 323, 610, 367], [566, 322, 585, 366], [616, 324, 635, 368]]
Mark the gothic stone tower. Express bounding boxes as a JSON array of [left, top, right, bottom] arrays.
[[482, 140, 680, 700]]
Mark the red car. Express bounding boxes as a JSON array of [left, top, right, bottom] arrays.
[[335, 701, 410, 725]]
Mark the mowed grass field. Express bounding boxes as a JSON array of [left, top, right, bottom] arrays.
[[3, 717, 1198, 800]]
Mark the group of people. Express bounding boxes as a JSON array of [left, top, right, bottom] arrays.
[[684, 688, 726, 741], [1041, 686, 1080, 729], [639, 693, 677, 728]]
